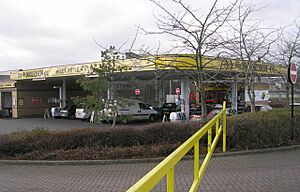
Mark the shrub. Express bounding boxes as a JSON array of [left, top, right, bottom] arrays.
[[0, 122, 203, 160], [9, 126, 49, 141], [227, 109, 300, 150], [0, 109, 299, 160]]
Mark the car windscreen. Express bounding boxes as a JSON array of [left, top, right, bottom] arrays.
[[139, 103, 147, 109], [162, 103, 174, 108], [190, 108, 201, 115]]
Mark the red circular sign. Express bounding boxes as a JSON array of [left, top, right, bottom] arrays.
[[175, 88, 181, 95], [289, 63, 297, 84], [135, 88, 140, 96]]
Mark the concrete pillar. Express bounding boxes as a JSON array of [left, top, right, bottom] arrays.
[[155, 79, 159, 105], [180, 79, 190, 119], [158, 79, 164, 106], [169, 80, 172, 95], [107, 88, 110, 100], [58, 87, 63, 108], [62, 79, 66, 108], [231, 81, 237, 111], [0, 91, 2, 110], [12, 90, 17, 118]]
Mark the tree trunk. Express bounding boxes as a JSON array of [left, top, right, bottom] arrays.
[[247, 86, 256, 113], [112, 112, 117, 128], [251, 89, 256, 112], [199, 79, 207, 118], [286, 82, 290, 106]]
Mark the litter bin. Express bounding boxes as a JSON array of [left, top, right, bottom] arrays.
[[170, 112, 185, 123]]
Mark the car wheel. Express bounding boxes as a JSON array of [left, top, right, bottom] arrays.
[[149, 114, 155, 122]]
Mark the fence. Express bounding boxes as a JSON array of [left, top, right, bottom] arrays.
[[127, 101, 227, 192]]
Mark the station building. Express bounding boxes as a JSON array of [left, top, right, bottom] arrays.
[[0, 55, 287, 119]]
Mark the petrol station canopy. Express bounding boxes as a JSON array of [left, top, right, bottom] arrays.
[[10, 55, 287, 81]]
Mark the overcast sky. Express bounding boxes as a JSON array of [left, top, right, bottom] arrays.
[[0, 0, 299, 71]]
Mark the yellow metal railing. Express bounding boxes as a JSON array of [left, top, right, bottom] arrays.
[[127, 101, 227, 192]]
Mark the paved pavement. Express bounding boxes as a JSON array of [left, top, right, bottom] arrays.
[[0, 118, 152, 134], [0, 149, 299, 192]]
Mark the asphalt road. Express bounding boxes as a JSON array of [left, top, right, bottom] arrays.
[[0, 118, 152, 135], [0, 149, 299, 192]]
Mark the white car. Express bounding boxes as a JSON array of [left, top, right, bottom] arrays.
[[75, 104, 92, 121]]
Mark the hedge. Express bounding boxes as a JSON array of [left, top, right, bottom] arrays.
[[227, 108, 300, 150], [0, 122, 203, 160], [0, 109, 299, 160]]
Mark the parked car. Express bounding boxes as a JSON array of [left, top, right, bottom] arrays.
[[161, 103, 180, 120], [104, 100, 158, 124], [207, 108, 222, 119], [189, 104, 236, 121], [51, 105, 77, 119], [207, 107, 236, 119], [189, 107, 202, 121], [244, 105, 272, 112], [226, 108, 237, 116], [75, 103, 92, 121], [59, 105, 77, 118]]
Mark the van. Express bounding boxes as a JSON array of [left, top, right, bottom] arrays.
[[104, 100, 158, 124]]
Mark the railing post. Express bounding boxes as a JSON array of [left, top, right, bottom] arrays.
[[127, 103, 228, 192], [222, 101, 227, 153], [208, 128, 212, 153], [194, 142, 199, 180], [167, 167, 174, 192], [216, 119, 219, 136]]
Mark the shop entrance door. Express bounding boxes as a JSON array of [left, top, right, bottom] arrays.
[[1, 92, 12, 118]]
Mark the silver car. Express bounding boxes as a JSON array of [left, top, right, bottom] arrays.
[[245, 105, 272, 112]]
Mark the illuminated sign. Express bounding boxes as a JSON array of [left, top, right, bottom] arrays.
[[10, 56, 287, 80], [11, 62, 101, 80]]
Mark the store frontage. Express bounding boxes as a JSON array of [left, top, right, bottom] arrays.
[[5, 56, 286, 118]]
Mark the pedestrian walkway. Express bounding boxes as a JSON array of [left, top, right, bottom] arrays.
[[0, 149, 299, 192]]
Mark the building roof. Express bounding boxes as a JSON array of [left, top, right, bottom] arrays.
[[9, 55, 287, 81]]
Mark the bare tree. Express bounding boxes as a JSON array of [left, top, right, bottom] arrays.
[[142, 0, 239, 118], [76, 29, 140, 128], [225, 0, 280, 112], [275, 23, 300, 105]]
